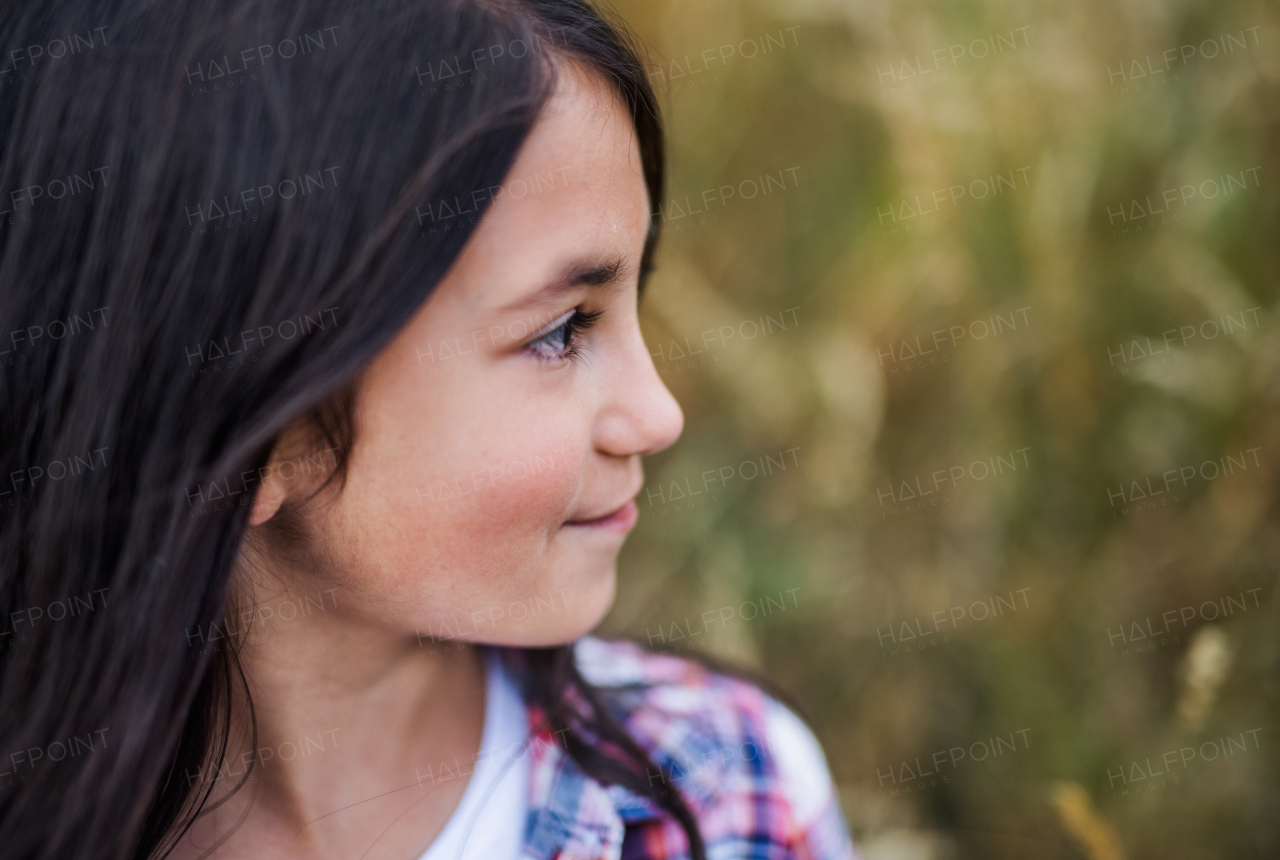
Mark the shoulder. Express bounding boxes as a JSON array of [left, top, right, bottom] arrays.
[[573, 637, 857, 857]]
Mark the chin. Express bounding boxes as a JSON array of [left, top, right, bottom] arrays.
[[504, 563, 618, 648]]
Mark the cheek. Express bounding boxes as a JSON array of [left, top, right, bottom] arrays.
[[427, 438, 584, 556], [322, 417, 590, 621]]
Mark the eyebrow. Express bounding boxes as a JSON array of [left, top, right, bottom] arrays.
[[495, 256, 632, 314]]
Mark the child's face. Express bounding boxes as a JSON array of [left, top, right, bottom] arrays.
[[271, 62, 683, 646]]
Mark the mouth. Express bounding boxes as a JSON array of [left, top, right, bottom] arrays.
[[564, 496, 639, 532]]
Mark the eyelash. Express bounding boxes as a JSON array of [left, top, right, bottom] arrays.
[[524, 308, 602, 364]]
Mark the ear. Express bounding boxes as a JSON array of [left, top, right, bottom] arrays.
[[246, 421, 325, 527], [248, 474, 287, 526]]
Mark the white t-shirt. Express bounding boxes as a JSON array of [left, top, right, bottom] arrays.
[[416, 648, 530, 860]]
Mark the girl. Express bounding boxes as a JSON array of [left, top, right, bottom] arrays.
[[0, 1, 857, 858]]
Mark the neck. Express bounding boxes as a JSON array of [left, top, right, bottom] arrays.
[[180, 579, 487, 860]]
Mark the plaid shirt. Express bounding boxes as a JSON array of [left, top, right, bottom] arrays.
[[504, 637, 859, 860]]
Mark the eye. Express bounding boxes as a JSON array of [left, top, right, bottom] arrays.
[[523, 308, 601, 364]]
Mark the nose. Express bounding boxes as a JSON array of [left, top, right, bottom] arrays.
[[594, 317, 684, 458]]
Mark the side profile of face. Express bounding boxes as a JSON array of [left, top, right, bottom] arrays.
[[245, 60, 683, 647]]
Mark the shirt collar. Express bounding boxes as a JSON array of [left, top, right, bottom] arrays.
[[519, 723, 631, 860], [519, 717, 735, 860]]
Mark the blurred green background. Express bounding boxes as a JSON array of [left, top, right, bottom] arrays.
[[595, 0, 1280, 856]]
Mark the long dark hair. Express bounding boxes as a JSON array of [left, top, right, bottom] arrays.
[[0, 1, 707, 858]]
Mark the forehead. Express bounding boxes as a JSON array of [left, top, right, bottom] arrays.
[[444, 61, 651, 315]]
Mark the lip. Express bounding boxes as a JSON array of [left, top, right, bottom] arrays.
[[564, 497, 639, 532]]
